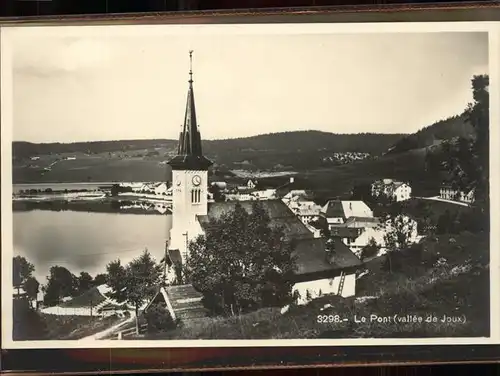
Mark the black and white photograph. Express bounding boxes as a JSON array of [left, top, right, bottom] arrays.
[[1, 23, 495, 346]]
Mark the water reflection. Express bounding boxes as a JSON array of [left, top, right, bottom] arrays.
[[13, 210, 172, 282]]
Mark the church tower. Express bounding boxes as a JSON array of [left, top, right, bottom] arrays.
[[167, 51, 213, 264]]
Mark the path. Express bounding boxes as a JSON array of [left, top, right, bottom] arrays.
[[79, 310, 136, 341], [416, 196, 471, 207]]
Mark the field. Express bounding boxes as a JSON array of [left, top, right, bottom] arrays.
[[13, 151, 172, 184]]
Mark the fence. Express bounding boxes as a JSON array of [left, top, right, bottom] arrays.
[[115, 323, 148, 339], [41, 306, 104, 317]]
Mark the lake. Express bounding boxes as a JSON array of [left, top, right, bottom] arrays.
[[13, 210, 173, 283]]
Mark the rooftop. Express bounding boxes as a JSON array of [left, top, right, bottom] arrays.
[[196, 199, 362, 277], [320, 200, 373, 220]]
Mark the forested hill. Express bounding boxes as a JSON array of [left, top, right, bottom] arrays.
[[13, 131, 406, 159], [386, 114, 474, 155]]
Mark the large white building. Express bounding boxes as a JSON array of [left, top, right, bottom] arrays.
[[371, 179, 412, 202], [440, 185, 475, 204]]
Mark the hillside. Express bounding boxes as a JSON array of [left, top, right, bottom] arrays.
[[386, 114, 474, 155], [13, 131, 405, 159], [12, 131, 405, 184]]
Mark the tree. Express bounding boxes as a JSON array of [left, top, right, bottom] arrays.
[[43, 266, 77, 306], [185, 201, 297, 316], [351, 183, 372, 202], [126, 250, 162, 334], [436, 209, 453, 235], [106, 259, 128, 303], [382, 214, 417, 272], [76, 272, 93, 294], [144, 301, 177, 333], [444, 75, 489, 214], [93, 273, 107, 286], [12, 256, 40, 307], [209, 185, 226, 202], [110, 184, 120, 197], [24, 277, 40, 308], [360, 237, 380, 261], [13, 256, 35, 293], [107, 250, 162, 335]]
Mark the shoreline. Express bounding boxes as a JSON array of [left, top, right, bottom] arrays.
[[12, 196, 172, 216]]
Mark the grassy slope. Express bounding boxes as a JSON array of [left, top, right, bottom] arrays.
[[145, 265, 487, 340], [13, 153, 171, 184], [140, 204, 489, 339], [271, 149, 440, 199], [13, 305, 123, 340], [12, 132, 405, 184]]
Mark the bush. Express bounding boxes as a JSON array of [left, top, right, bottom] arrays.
[[144, 302, 177, 333]]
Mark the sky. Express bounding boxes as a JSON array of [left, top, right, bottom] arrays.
[[6, 28, 488, 143]]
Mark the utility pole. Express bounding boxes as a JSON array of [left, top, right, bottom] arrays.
[[162, 239, 169, 285], [182, 232, 189, 261]]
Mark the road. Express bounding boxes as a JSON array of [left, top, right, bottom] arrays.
[[79, 310, 136, 341], [416, 196, 471, 207]]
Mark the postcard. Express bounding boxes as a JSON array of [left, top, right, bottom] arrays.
[[1, 20, 499, 349]]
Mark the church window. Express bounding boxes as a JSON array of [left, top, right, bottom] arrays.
[[192, 189, 202, 203]]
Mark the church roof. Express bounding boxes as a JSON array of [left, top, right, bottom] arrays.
[[168, 51, 213, 171], [197, 199, 313, 240], [197, 199, 362, 278]]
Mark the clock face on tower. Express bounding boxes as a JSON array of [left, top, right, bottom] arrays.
[[192, 175, 202, 186]]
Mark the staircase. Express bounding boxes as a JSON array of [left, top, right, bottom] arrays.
[[337, 271, 346, 297]]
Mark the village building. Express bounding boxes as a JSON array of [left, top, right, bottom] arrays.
[[246, 179, 257, 189], [121, 182, 145, 190], [211, 181, 228, 190], [319, 200, 374, 228], [252, 188, 277, 200], [439, 184, 475, 204], [282, 189, 309, 202], [159, 52, 363, 322], [285, 200, 322, 225], [344, 216, 380, 229], [225, 192, 256, 201], [328, 214, 420, 258], [371, 178, 412, 202]]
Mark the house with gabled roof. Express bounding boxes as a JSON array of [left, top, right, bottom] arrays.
[[319, 200, 374, 228]]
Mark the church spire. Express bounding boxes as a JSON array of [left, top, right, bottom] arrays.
[[168, 51, 213, 171]]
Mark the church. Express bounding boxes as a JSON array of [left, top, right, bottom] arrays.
[[156, 52, 363, 320]]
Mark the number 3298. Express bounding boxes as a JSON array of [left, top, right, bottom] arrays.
[[317, 315, 341, 323]]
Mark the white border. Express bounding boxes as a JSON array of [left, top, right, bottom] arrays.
[[1, 21, 499, 349]]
